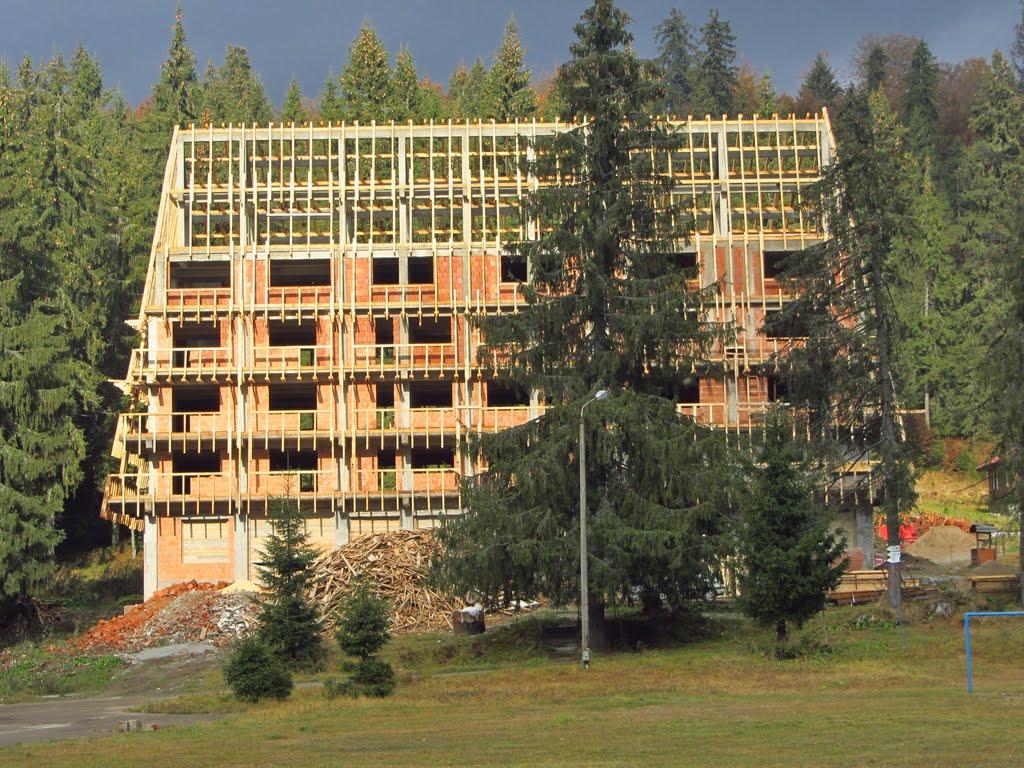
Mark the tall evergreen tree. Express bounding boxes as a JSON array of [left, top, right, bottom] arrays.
[[865, 44, 888, 93], [693, 9, 738, 116], [796, 53, 840, 115], [756, 69, 783, 116], [437, 0, 738, 647], [737, 413, 846, 646], [654, 8, 696, 116], [770, 89, 917, 612], [318, 71, 344, 122], [480, 19, 538, 120], [389, 48, 444, 121], [1011, 0, 1024, 88], [892, 166, 976, 436], [280, 77, 307, 122], [201, 46, 273, 123], [903, 40, 940, 156], [151, 2, 198, 128], [340, 22, 392, 121]]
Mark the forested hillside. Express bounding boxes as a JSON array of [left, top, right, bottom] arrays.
[[1, 3, 1021, 607]]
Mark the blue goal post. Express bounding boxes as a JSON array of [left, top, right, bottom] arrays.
[[964, 611, 1024, 693]]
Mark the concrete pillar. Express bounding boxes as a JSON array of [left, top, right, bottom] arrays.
[[334, 507, 350, 547], [856, 502, 875, 568], [143, 513, 158, 600], [233, 509, 248, 582]]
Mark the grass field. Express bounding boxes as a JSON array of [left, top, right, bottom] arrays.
[[4, 603, 1023, 768]]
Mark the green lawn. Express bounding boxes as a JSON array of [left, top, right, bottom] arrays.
[[5, 605, 1023, 768]]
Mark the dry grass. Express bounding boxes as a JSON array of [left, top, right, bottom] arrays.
[[5, 605, 1024, 768]]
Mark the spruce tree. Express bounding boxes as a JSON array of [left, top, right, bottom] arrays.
[[340, 22, 392, 122], [796, 53, 841, 115], [756, 69, 782, 116], [693, 9, 738, 116], [865, 44, 888, 93], [654, 8, 696, 116], [151, 2, 198, 128], [437, 0, 739, 647], [256, 494, 324, 669], [201, 46, 273, 124], [737, 413, 846, 646], [479, 19, 537, 120], [318, 72, 344, 122], [280, 77, 307, 122], [1011, 0, 1024, 88], [769, 89, 917, 613], [903, 40, 940, 157], [0, 280, 85, 615]]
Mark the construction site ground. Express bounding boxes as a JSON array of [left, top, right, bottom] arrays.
[[2, 599, 1022, 768]]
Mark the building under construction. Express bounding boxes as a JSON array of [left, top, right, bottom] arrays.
[[102, 115, 872, 599]]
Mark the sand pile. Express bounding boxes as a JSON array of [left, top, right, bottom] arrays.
[[906, 526, 975, 564]]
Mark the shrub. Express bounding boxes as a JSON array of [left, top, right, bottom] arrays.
[[344, 658, 396, 698], [223, 636, 293, 702]]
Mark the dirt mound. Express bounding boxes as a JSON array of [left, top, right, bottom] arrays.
[[308, 530, 457, 635], [906, 526, 975, 564], [61, 580, 258, 654], [971, 559, 1019, 576]]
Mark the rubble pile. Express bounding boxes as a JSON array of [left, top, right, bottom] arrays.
[[308, 529, 458, 635], [64, 580, 259, 653]]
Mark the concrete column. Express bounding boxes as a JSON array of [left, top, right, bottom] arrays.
[[143, 512, 158, 600], [334, 507, 350, 547], [233, 509, 248, 582], [856, 502, 875, 568]]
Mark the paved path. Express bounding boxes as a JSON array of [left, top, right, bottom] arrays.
[[0, 694, 223, 746]]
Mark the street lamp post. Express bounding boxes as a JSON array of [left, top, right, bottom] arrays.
[[579, 388, 609, 670]]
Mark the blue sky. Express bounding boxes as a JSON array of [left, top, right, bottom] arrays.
[[1, 1, 1018, 106]]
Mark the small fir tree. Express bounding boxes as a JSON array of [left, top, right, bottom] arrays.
[[223, 636, 293, 702], [280, 77, 306, 123], [201, 45, 274, 123], [902, 40, 940, 156], [318, 71, 344, 122], [737, 414, 846, 646], [256, 493, 324, 669], [331, 582, 395, 698]]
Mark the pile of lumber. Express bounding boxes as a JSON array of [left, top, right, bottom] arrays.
[[308, 529, 458, 635], [828, 570, 926, 605]]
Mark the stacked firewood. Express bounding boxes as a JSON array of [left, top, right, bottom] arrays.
[[308, 529, 458, 635]]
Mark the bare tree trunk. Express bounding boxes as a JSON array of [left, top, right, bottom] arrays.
[[776, 620, 788, 645], [588, 596, 609, 651]]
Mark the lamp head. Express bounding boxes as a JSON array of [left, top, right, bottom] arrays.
[[594, 389, 609, 401]]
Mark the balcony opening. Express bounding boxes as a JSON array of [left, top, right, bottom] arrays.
[[169, 261, 230, 289], [409, 316, 452, 344], [172, 452, 220, 494], [375, 383, 395, 408], [372, 256, 400, 285], [500, 254, 527, 282], [268, 320, 317, 347], [268, 383, 317, 411], [665, 250, 698, 271], [408, 256, 434, 285], [677, 377, 700, 404], [374, 319, 395, 346], [269, 258, 330, 287], [173, 385, 220, 412], [410, 447, 455, 469], [172, 323, 221, 349], [377, 450, 397, 490], [766, 375, 789, 403], [409, 382, 452, 408], [761, 309, 809, 339], [269, 450, 318, 491], [172, 386, 220, 431], [269, 450, 317, 471], [763, 250, 793, 280], [488, 380, 529, 407]]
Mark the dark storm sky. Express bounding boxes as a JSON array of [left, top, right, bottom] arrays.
[[1, 1, 1018, 107]]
